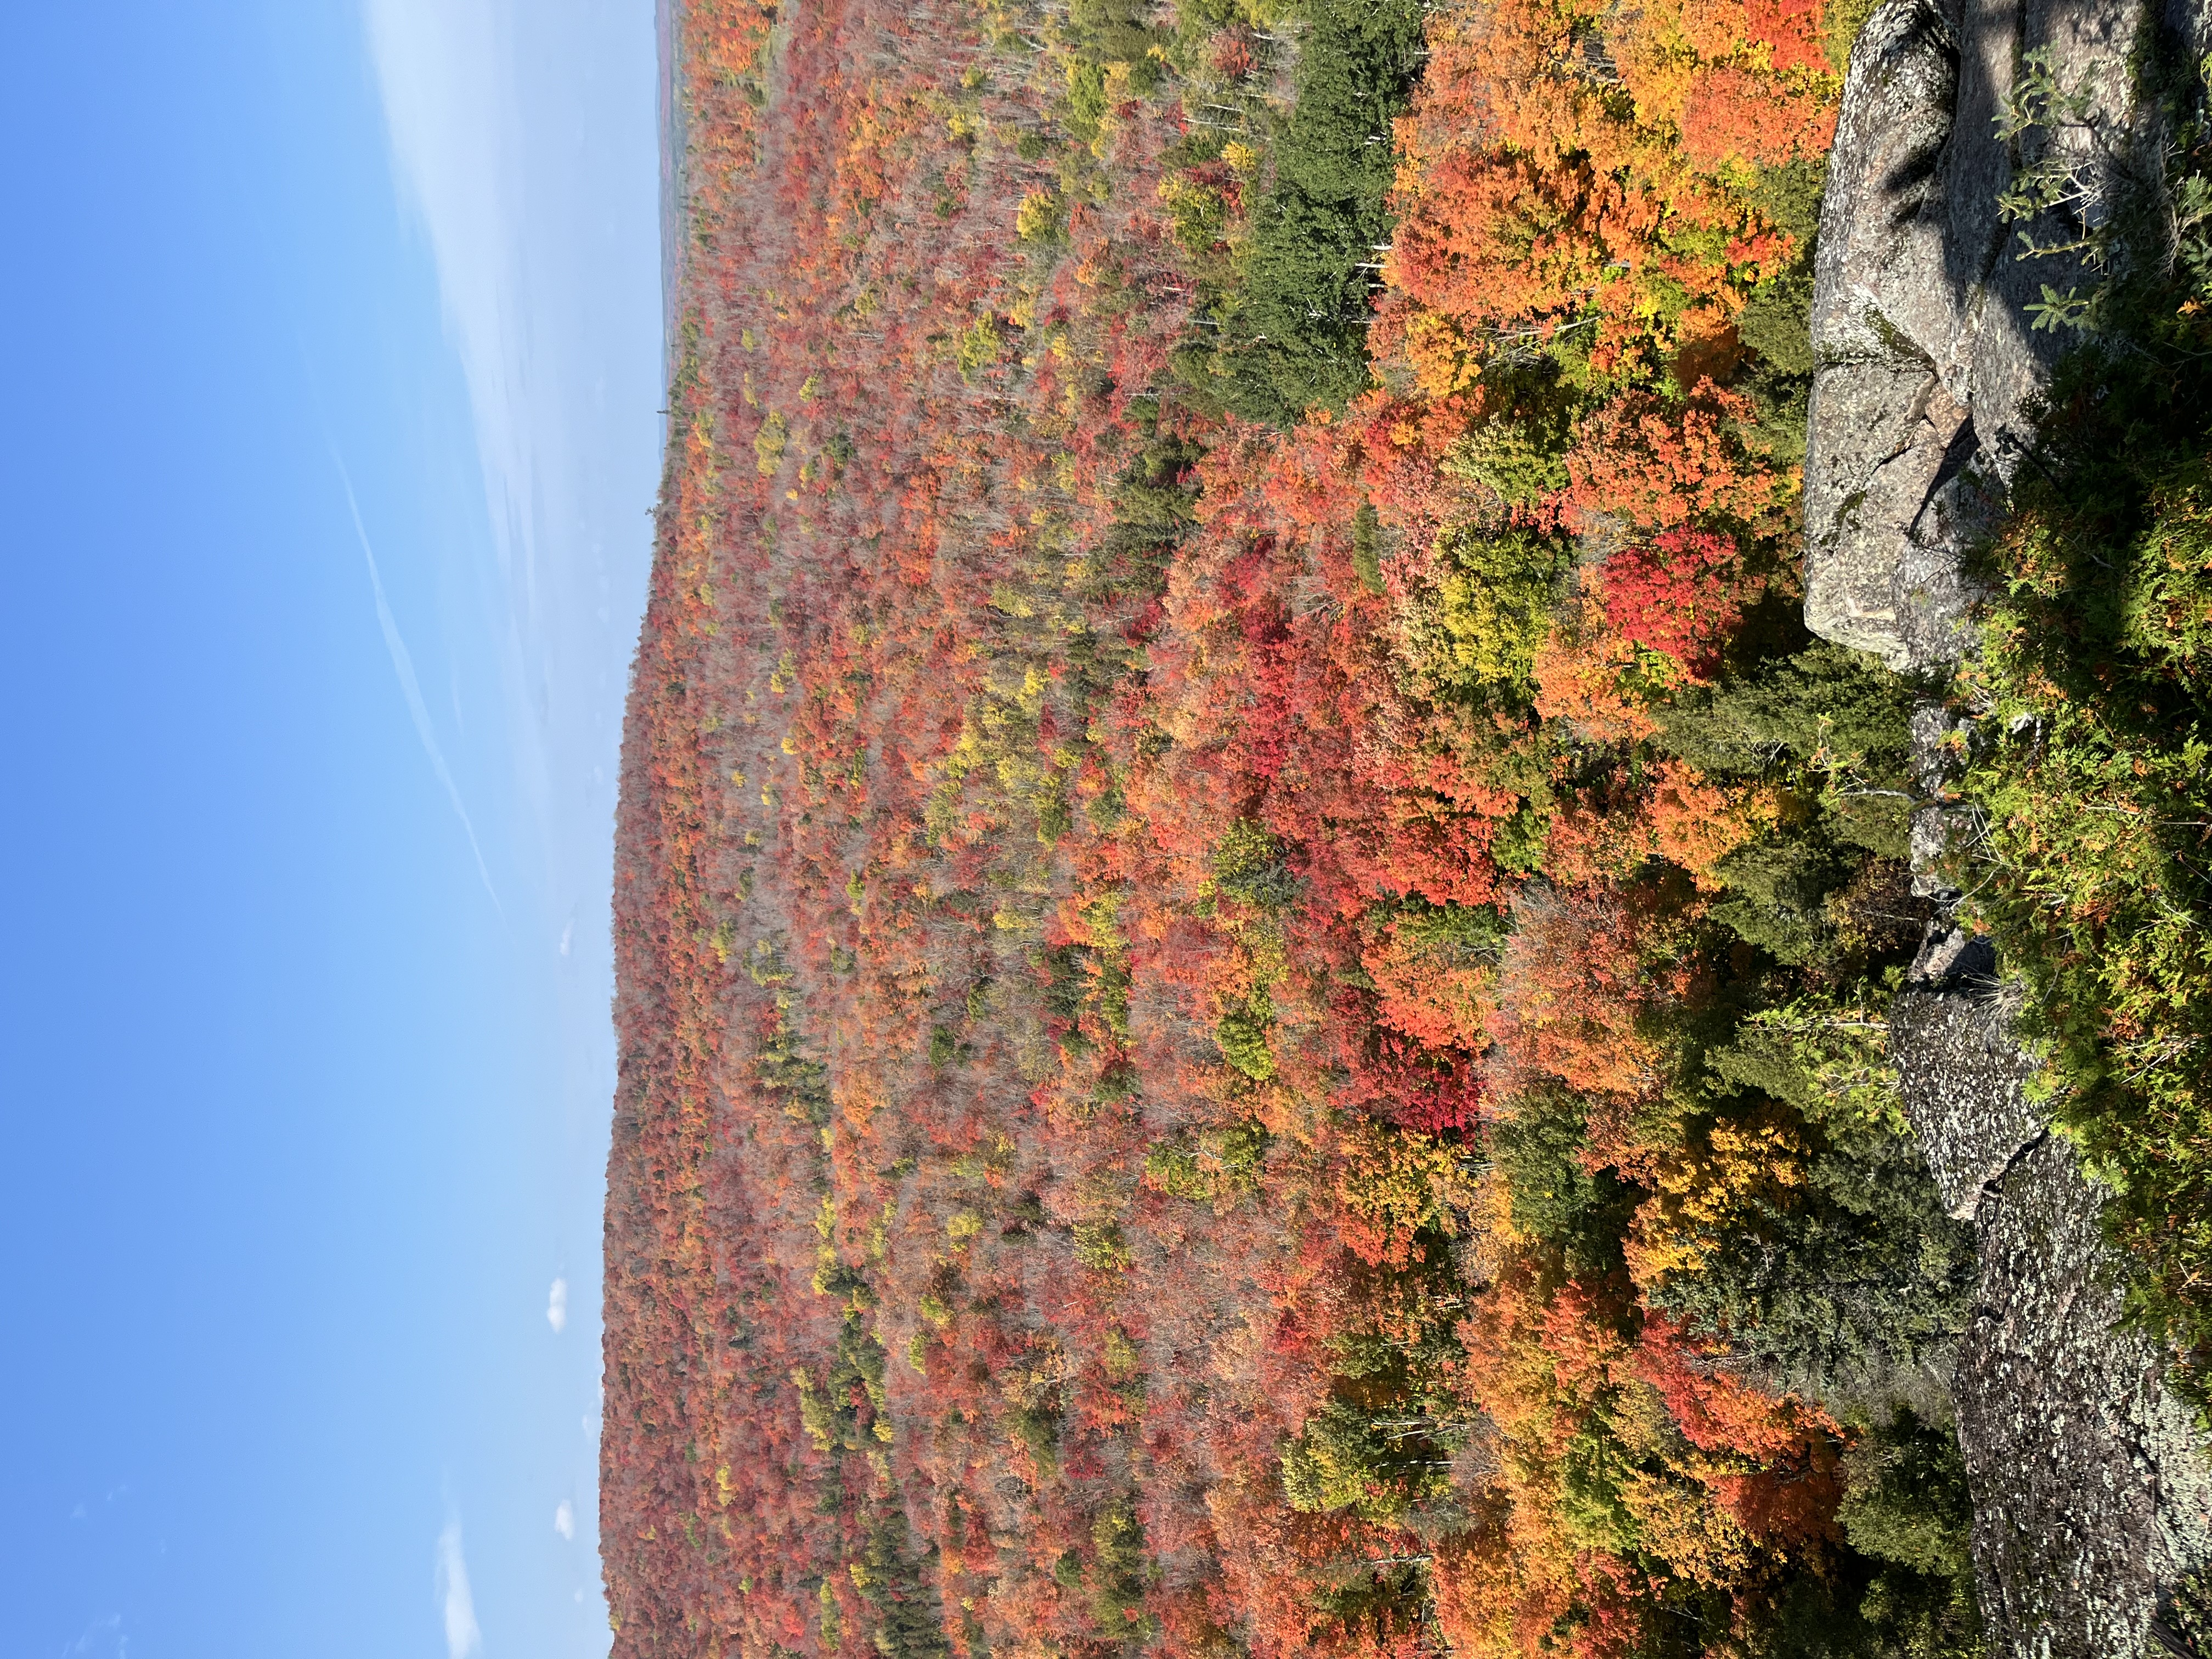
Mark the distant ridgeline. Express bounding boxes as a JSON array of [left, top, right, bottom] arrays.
[[604, 1, 1991, 1654]]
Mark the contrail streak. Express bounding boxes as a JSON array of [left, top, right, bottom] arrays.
[[333, 454, 503, 914]]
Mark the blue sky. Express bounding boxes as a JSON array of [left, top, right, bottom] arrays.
[[0, 3, 659, 1654]]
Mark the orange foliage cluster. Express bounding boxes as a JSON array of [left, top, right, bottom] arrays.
[[1378, 0, 1825, 392], [602, 1, 1916, 1655]]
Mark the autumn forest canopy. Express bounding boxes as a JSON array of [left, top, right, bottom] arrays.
[[602, 0, 2212, 1654]]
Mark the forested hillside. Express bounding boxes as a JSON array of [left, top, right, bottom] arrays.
[[603, 0, 2012, 1651]]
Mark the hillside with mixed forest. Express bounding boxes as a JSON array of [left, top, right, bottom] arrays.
[[604, 1, 2212, 1654]]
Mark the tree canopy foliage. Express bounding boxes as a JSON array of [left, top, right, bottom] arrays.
[[603, 1, 1987, 1654]]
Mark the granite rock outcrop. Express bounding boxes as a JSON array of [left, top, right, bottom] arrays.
[[1806, 0, 2153, 672], [1808, 0, 2212, 1648]]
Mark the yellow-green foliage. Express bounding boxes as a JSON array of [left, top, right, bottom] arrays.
[[1960, 356, 2212, 1402], [1400, 527, 1570, 693], [1143, 1122, 1267, 1202], [1014, 188, 1064, 243], [753, 409, 789, 475]]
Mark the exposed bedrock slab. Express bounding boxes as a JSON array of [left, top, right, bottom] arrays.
[[1892, 941, 2036, 1223], [1889, 934, 2212, 1655], [1957, 1126, 2212, 1655]]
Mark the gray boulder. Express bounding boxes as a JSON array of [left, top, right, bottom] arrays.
[[1804, 0, 2148, 671]]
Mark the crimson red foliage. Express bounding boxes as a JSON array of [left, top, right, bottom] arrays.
[[1596, 527, 1756, 676]]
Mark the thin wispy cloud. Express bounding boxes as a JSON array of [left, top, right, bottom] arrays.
[[546, 1276, 569, 1334], [555, 1499, 575, 1541], [361, 0, 582, 937], [361, 0, 538, 597], [335, 458, 501, 913], [64, 1613, 124, 1657], [436, 1520, 483, 1659]]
